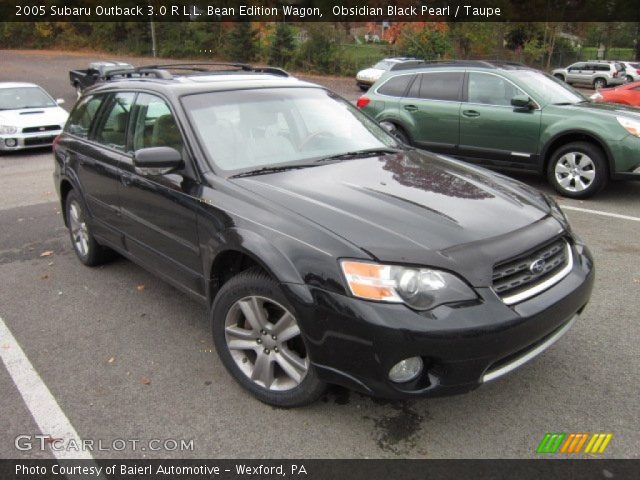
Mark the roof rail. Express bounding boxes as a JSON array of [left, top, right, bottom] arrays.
[[104, 62, 290, 82], [390, 60, 497, 71]]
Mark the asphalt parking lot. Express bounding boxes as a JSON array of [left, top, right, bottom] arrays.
[[0, 50, 639, 460]]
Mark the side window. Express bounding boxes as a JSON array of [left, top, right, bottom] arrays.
[[131, 93, 184, 153], [418, 72, 463, 101], [377, 75, 414, 97], [568, 63, 585, 71], [467, 72, 525, 107], [94, 92, 135, 151], [65, 95, 104, 138]]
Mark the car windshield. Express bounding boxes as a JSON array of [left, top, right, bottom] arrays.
[[373, 61, 393, 70], [0, 86, 56, 110], [182, 87, 400, 174], [510, 70, 587, 105]]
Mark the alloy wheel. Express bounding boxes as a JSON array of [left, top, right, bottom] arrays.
[[554, 152, 596, 193], [224, 296, 309, 391], [68, 200, 89, 257]]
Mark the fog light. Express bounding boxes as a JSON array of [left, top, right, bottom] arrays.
[[5, 138, 17, 147], [388, 357, 423, 383]]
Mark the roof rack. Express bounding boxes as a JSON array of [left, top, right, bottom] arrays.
[[389, 59, 529, 71], [104, 62, 289, 81]]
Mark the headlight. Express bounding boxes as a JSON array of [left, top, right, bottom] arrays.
[[340, 260, 476, 310], [544, 194, 570, 228], [0, 125, 18, 134], [616, 116, 640, 137]]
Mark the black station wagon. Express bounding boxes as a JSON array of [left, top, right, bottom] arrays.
[[54, 64, 594, 407]]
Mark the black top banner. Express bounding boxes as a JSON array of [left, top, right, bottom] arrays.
[[2, 0, 640, 22]]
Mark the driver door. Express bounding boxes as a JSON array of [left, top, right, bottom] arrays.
[[117, 92, 204, 298]]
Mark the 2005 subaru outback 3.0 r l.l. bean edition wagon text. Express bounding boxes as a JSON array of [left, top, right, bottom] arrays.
[[54, 64, 594, 407]]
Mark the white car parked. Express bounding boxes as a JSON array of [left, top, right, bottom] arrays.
[[355, 57, 418, 91], [618, 61, 640, 83], [0, 82, 68, 153]]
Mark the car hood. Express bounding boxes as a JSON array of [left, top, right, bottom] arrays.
[[0, 106, 68, 129], [231, 150, 552, 263]]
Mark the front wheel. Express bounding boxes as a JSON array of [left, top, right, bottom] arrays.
[[211, 269, 326, 407], [593, 78, 606, 89], [547, 142, 608, 198]]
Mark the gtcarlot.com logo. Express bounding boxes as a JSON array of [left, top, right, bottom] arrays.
[[15, 435, 194, 452], [536, 432, 613, 455]]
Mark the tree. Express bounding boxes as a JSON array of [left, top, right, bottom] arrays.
[[225, 22, 259, 62], [397, 23, 450, 61], [268, 23, 295, 68]]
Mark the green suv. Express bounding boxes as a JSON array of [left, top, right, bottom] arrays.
[[357, 60, 640, 198]]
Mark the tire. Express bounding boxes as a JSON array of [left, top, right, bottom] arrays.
[[547, 141, 608, 199], [626, 75, 634, 83], [65, 190, 113, 266], [359, 85, 369, 92], [390, 124, 411, 146], [211, 268, 326, 407], [75, 84, 82, 98], [593, 78, 606, 90], [554, 74, 565, 82]]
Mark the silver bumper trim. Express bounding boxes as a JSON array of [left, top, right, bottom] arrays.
[[482, 314, 577, 383]]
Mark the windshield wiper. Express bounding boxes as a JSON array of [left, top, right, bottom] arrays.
[[315, 147, 401, 163], [230, 164, 315, 178]]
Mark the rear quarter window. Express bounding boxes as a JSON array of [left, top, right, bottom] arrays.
[[377, 74, 414, 97], [418, 72, 463, 101], [65, 95, 105, 138]]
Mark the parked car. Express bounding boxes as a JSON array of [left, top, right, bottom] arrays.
[[0, 82, 68, 153], [54, 63, 593, 407], [355, 57, 419, 91], [69, 61, 134, 97], [358, 60, 640, 198], [551, 60, 625, 89], [590, 81, 640, 106], [618, 61, 640, 83]]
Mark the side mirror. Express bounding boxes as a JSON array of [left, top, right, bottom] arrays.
[[511, 94, 535, 110], [56, 98, 65, 105], [133, 147, 183, 175]]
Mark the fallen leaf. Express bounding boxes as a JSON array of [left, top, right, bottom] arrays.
[[40, 274, 49, 280], [108, 357, 115, 364], [136, 284, 145, 292], [141, 377, 151, 385], [40, 251, 54, 257]]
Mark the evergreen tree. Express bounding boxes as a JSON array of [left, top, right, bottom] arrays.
[[226, 22, 259, 62], [268, 23, 295, 68]]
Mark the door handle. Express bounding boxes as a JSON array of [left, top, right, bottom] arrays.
[[462, 110, 480, 118], [403, 104, 418, 112], [121, 173, 134, 187]]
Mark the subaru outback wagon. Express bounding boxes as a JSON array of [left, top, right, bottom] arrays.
[[54, 63, 593, 407], [358, 60, 640, 198]]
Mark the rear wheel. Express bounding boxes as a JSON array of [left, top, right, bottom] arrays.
[[547, 142, 608, 199], [390, 124, 411, 146], [626, 75, 634, 83], [65, 190, 113, 266], [211, 269, 326, 407]]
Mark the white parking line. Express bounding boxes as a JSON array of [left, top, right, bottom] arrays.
[[560, 205, 640, 223], [0, 316, 94, 461]]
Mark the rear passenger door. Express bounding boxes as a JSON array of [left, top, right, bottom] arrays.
[[74, 92, 134, 248], [117, 92, 204, 298], [399, 71, 463, 154]]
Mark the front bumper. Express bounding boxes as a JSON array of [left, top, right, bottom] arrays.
[[0, 130, 61, 151], [284, 242, 594, 399]]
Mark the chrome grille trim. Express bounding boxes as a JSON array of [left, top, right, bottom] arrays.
[[496, 240, 573, 305]]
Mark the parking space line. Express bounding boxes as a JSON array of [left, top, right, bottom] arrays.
[[0, 316, 94, 461], [560, 205, 640, 223]]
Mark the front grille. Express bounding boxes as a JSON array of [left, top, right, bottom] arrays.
[[493, 238, 571, 304], [24, 135, 56, 146], [21, 125, 60, 134]]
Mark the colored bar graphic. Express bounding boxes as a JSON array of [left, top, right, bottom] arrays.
[[538, 433, 613, 454]]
